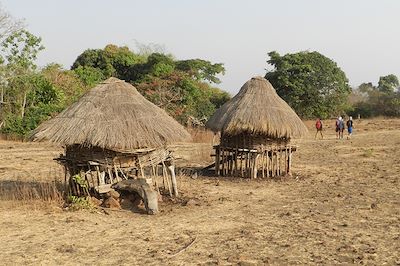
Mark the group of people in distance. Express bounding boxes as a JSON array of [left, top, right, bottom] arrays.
[[314, 116, 353, 140]]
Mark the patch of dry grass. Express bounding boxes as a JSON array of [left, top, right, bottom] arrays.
[[187, 127, 216, 143], [0, 179, 65, 208]]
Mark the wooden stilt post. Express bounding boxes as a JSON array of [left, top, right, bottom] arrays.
[[166, 160, 178, 197], [221, 147, 225, 176], [114, 164, 120, 182], [278, 145, 281, 176], [215, 146, 220, 176], [285, 146, 288, 175], [252, 154, 259, 179], [228, 150, 231, 175], [266, 150, 270, 178], [240, 151, 244, 177], [261, 152, 265, 178], [248, 152, 251, 178], [108, 168, 114, 184], [272, 151, 276, 177], [287, 146, 292, 176], [162, 161, 172, 197], [234, 149, 238, 176]]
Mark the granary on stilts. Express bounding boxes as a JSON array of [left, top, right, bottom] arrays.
[[30, 77, 191, 197], [206, 76, 308, 178]]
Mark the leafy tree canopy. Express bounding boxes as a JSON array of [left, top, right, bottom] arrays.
[[175, 59, 225, 84], [71, 44, 144, 80], [350, 74, 400, 118], [377, 74, 399, 94], [71, 44, 229, 123], [265, 51, 351, 118], [1, 29, 44, 70]]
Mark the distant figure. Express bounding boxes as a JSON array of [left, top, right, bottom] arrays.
[[346, 116, 353, 139], [315, 118, 323, 139], [338, 117, 345, 139], [335, 117, 340, 139]]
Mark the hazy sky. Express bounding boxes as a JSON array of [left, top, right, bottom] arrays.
[[2, 0, 400, 93]]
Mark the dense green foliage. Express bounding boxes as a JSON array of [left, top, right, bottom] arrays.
[[0, 29, 97, 136], [350, 75, 400, 117], [1, 32, 230, 135], [1, 5, 400, 137], [71, 46, 229, 124], [265, 51, 351, 119]]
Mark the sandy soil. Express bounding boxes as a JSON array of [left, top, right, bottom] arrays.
[[0, 119, 399, 265]]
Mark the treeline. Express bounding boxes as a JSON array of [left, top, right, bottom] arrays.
[[1, 6, 400, 137], [265, 51, 400, 119], [349, 75, 400, 117], [0, 30, 229, 135], [71, 45, 229, 122]]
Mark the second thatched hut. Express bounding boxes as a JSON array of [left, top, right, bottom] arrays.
[[206, 76, 308, 178], [30, 77, 191, 197]]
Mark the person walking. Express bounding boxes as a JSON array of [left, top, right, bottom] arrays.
[[338, 117, 345, 139], [335, 117, 340, 139], [346, 116, 353, 139], [315, 118, 323, 139]]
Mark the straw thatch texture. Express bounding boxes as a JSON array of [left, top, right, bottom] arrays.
[[30, 77, 191, 151], [206, 76, 308, 139]]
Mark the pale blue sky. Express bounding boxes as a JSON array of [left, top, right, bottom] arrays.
[[2, 0, 400, 93]]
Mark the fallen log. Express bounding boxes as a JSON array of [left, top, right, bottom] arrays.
[[112, 179, 158, 215]]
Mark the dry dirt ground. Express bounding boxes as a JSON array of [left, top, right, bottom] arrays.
[[0, 119, 399, 265]]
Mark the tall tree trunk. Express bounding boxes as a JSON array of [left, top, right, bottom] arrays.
[[0, 86, 3, 122], [21, 91, 26, 118]]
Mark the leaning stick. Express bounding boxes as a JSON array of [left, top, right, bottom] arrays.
[[170, 236, 197, 258]]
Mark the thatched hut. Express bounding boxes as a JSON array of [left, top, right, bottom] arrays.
[[206, 76, 308, 178], [30, 77, 191, 196]]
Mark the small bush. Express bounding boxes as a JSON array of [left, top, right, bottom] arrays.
[[66, 196, 94, 211]]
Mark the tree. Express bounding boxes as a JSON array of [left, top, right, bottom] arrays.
[[1, 29, 44, 70], [0, 29, 44, 121], [42, 64, 89, 105], [0, 5, 23, 43], [129, 52, 176, 81], [1, 73, 65, 135], [265, 51, 351, 118], [71, 46, 229, 123], [175, 59, 225, 84], [350, 75, 400, 118], [73, 66, 104, 87], [71, 45, 144, 80], [377, 74, 399, 94]]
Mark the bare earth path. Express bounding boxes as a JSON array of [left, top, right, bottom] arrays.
[[0, 119, 399, 265]]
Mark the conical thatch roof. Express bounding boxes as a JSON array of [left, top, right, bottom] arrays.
[[30, 77, 191, 151], [206, 76, 308, 139]]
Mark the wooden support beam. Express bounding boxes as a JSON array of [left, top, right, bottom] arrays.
[[215, 147, 220, 176], [252, 154, 259, 179], [165, 160, 178, 197], [261, 152, 265, 178]]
